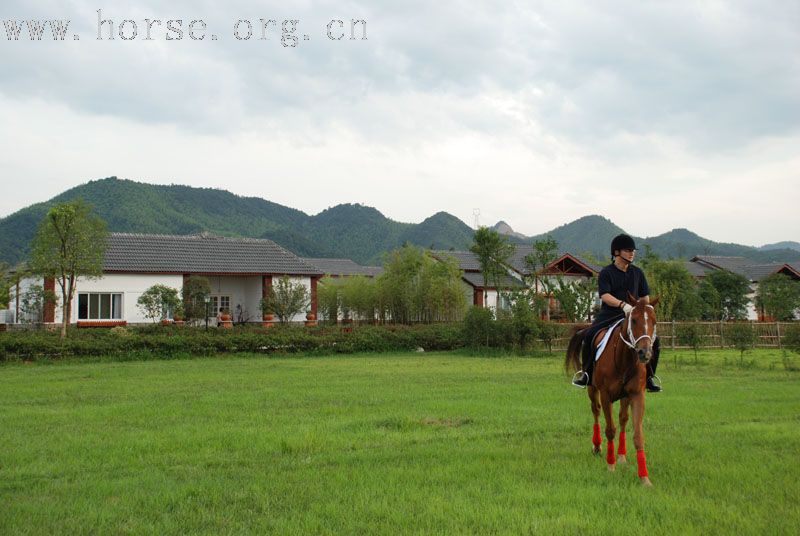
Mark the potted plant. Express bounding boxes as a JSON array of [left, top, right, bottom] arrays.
[[260, 297, 275, 328], [218, 307, 233, 329], [305, 308, 317, 327], [173, 302, 185, 326]]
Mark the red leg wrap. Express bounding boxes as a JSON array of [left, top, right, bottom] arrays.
[[637, 450, 648, 478], [592, 424, 602, 447], [606, 441, 615, 465], [618, 432, 627, 455]]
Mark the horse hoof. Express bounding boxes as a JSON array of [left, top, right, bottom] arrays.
[[607, 464, 616, 472], [617, 455, 627, 464], [640, 477, 652, 487]]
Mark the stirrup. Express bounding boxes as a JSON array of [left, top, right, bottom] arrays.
[[571, 370, 589, 389], [646, 375, 663, 393]]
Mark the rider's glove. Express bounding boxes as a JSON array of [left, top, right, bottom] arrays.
[[621, 303, 633, 315]]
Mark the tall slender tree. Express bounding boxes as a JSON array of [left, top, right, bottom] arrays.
[[523, 236, 559, 320], [29, 200, 108, 338], [470, 227, 515, 309]]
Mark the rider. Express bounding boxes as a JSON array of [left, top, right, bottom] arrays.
[[572, 234, 662, 393]]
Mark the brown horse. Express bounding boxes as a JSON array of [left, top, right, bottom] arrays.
[[565, 293, 659, 486]]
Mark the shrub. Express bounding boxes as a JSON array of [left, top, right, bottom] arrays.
[[676, 323, 704, 362], [725, 322, 756, 365], [462, 306, 495, 348], [783, 323, 800, 354]]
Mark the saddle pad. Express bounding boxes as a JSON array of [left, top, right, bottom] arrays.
[[595, 318, 624, 362]]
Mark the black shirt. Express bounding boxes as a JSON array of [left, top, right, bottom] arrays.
[[595, 262, 650, 323]]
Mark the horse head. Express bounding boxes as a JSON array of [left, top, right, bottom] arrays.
[[622, 292, 659, 363]]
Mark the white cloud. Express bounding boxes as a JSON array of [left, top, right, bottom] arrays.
[[0, 1, 798, 246]]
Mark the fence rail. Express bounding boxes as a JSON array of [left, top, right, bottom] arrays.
[[547, 321, 797, 351]]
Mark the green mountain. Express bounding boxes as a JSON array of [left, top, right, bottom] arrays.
[[527, 215, 627, 260], [500, 219, 800, 264], [760, 241, 800, 253], [0, 177, 475, 266], [1, 177, 797, 267]]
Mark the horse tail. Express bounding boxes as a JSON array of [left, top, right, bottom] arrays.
[[564, 325, 587, 375]]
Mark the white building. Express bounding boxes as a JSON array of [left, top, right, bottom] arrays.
[[8, 233, 324, 326]]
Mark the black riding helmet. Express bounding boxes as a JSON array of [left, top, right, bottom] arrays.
[[610, 234, 636, 256]]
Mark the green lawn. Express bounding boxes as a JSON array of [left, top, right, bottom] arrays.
[[1, 349, 799, 535]]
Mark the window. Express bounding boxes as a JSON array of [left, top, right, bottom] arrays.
[[209, 295, 231, 316], [78, 293, 122, 320]]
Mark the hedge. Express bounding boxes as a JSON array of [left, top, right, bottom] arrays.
[[0, 324, 466, 361]]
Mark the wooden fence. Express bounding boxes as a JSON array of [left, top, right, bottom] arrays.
[[548, 321, 797, 352]]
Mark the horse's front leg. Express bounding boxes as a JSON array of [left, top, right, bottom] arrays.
[[631, 392, 652, 486], [589, 386, 601, 455], [599, 390, 617, 471], [618, 398, 630, 464]]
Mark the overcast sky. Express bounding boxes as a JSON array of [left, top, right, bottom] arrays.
[[1, 1, 798, 246]]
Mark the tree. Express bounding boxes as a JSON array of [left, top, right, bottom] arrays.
[[756, 273, 800, 321], [0, 263, 9, 308], [182, 276, 211, 323], [700, 270, 751, 320], [317, 276, 342, 323], [261, 275, 310, 324], [378, 246, 466, 324], [644, 260, 702, 321], [523, 236, 559, 320], [18, 284, 57, 324], [551, 275, 596, 322], [470, 227, 515, 309], [506, 289, 538, 350], [29, 200, 108, 338], [137, 284, 181, 323], [378, 244, 425, 324]]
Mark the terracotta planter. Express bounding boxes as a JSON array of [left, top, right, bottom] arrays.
[[174, 320, 185, 327], [161, 319, 173, 326], [262, 313, 275, 329], [219, 313, 233, 329], [305, 312, 317, 327]]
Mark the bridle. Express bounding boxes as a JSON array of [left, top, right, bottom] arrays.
[[619, 304, 656, 350]]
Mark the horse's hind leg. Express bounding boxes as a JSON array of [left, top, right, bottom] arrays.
[[617, 398, 630, 464], [589, 386, 601, 455]]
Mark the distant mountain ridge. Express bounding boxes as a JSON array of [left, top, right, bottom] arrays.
[[0, 177, 797, 266]]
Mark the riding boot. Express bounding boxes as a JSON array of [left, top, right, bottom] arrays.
[[646, 338, 662, 393], [572, 336, 594, 388]]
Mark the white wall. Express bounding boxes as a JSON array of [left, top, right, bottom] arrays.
[[12, 273, 315, 325], [65, 274, 184, 324]]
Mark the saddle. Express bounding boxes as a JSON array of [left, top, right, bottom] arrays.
[[592, 318, 624, 361]]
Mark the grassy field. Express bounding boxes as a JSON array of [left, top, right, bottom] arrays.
[[1, 349, 799, 534]]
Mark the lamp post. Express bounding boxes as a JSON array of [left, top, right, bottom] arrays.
[[204, 295, 210, 331]]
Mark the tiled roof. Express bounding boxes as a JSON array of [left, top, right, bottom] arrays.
[[303, 258, 384, 277], [744, 264, 786, 282], [684, 260, 714, 278], [431, 250, 483, 271], [104, 233, 322, 275], [461, 272, 525, 289], [689, 256, 799, 282], [690, 256, 753, 275]]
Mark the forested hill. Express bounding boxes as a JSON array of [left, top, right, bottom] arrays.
[[1, 177, 797, 266], [0, 177, 476, 265], [499, 216, 800, 264]]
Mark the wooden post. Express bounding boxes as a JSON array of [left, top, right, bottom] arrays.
[[719, 320, 725, 348], [776, 322, 782, 350], [671, 320, 676, 350]]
